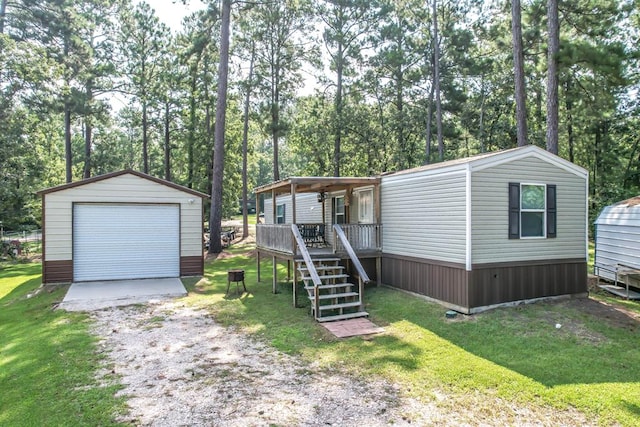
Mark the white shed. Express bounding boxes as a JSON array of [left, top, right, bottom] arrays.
[[594, 196, 640, 286], [38, 170, 207, 284]]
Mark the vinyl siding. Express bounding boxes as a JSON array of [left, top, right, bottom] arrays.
[[594, 203, 640, 281], [263, 193, 322, 224], [471, 156, 587, 264], [44, 174, 203, 261], [381, 170, 467, 264]]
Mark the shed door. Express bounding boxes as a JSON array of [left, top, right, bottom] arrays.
[[73, 204, 180, 282]]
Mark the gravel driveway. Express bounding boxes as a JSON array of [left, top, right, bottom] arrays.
[[91, 300, 435, 426], [91, 300, 591, 426]]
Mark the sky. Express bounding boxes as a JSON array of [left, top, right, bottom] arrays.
[[145, 0, 206, 32]]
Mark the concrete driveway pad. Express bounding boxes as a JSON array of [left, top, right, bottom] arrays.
[[59, 278, 187, 311]]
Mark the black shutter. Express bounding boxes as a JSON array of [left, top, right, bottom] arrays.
[[508, 182, 520, 239], [547, 184, 557, 238]]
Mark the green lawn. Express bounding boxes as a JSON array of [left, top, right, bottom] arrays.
[[0, 262, 126, 426], [190, 242, 640, 426], [2, 244, 639, 426]]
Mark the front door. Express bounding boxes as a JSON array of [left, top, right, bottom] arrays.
[[357, 189, 374, 224], [355, 189, 374, 249]]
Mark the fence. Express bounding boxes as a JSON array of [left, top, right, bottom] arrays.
[[1, 229, 42, 258]]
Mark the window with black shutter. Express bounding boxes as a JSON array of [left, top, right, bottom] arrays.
[[508, 183, 556, 239]]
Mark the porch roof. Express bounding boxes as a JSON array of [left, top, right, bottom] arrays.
[[254, 176, 380, 196]]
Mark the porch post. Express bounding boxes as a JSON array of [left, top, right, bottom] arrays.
[[291, 183, 298, 305], [293, 266, 298, 308], [375, 181, 382, 286], [257, 251, 261, 282], [272, 255, 277, 294], [291, 183, 297, 257]]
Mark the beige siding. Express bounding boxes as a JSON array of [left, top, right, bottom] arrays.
[[263, 193, 321, 224], [471, 156, 587, 263], [381, 170, 467, 263], [44, 174, 203, 261]]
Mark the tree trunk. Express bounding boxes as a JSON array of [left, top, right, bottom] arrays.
[[512, 0, 528, 147], [564, 78, 574, 163], [425, 57, 435, 164], [334, 43, 344, 177], [433, 0, 444, 161], [0, 0, 8, 34], [187, 73, 197, 188], [241, 44, 255, 240], [83, 117, 92, 179], [272, 81, 280, 181], [142, 101, 149, 173], [478, 71, 486, 152], [164, 101, 171, 181], [65, 104, 72, 183], [208, 0, 231, 254], [546, 0, 559, 154], [83, 79, 94, 179]]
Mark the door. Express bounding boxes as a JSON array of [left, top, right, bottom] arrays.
[[73, 204, 180, 282], [356, 190, 374, 249]]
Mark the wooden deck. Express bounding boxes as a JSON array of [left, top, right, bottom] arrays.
[[598, 284, 640, 300], [256, 223, 382, 310]]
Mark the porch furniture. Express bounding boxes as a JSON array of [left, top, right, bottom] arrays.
[[297, 223, 327, 247]]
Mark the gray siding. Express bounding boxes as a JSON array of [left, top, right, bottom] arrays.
[[381, 169, 467, 264], [594, 204, 640, 282], [471, 156, 587, 264]]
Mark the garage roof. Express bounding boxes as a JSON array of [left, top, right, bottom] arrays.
[[37, 169, 209, 198]]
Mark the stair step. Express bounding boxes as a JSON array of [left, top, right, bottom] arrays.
[[305, 283, 354, 291], [300, 274, 349, 281], [317, 301, 362, 311], [309, 291, 358, 300], [316, 311, 369, 323], [296, 257, 341, 264], [298, 266, 345, 272]]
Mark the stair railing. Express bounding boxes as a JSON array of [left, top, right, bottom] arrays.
[[333, 224, 370, 310], [291, 224, 322, 318]]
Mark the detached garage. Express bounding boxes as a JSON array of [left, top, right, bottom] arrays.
[[38, 170, 206, 284]]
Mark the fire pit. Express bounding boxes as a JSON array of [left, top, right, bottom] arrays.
[[226, 269, 246, 295]]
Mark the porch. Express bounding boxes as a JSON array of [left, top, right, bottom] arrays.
[[254, 176, 382, 321]]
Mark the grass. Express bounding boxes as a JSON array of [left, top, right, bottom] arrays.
[[1, 241, 638, 425], [0, 262, 126, 426], [187, 242, 640, 426]]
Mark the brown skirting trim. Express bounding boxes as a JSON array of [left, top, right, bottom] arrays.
[[469, 260, 587, 308], [43, 260, 73, 284], [180, 255, 204, 276], [381, 254, 588, 312], [381, 255, 470, 308]]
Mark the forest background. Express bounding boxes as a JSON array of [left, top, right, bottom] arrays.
[[1, 0, 639, 241]]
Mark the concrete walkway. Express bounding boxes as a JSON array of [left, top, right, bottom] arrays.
[[58, 278, 187, 311]]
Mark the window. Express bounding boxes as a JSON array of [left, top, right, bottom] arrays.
[[333, 196, 345, 224], [276, 204, 286, 224], [508, 183, 556, 239]]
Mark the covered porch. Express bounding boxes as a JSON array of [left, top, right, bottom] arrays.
[[254, 176, 382, 317]]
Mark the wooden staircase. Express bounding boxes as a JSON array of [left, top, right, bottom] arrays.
[[296, 257, 368, 322]]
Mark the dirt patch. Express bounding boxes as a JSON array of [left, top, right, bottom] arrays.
[[91, 301, 592, 426], [562, 297, 639, 331]]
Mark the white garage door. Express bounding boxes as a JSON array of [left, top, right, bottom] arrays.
[[73, 204, 180, 282]]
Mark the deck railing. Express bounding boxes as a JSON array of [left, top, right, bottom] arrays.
[[256, 224, 295, 253], [332, 223, 381, 253], [257, 223, 381, 254]]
